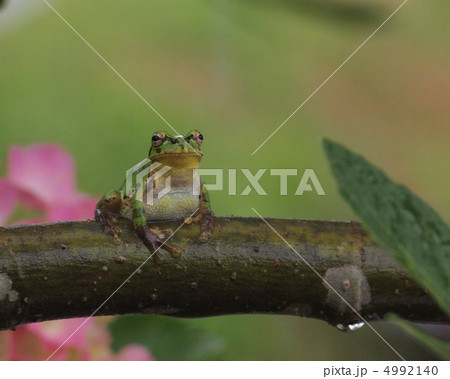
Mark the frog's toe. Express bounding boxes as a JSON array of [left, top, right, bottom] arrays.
[[198, 231, 212, 244], [163, 243, 184, 258], [149, 227, 165, 239], [135, 224, 182, 261], [96, 209, 123, 246], [111, 225, 122, 235], [153, 252, 165, 264], [112, 235, 123, 246], [150, 227, 174, 239]]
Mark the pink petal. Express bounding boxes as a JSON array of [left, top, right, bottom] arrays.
[[115, 345, 154, 361], [8, 145, 77, 207], [46, 195, 99, 222], [12, 187, 47, 210], [0, 179, 17, 225], [1, 326, 70, 361], [27, 318, 94, 350]]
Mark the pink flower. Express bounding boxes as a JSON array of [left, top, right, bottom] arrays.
[[0, 144, 98, 225], [3, 318, 94, 361], [1, 318, 153, 361], [0, 144, 153, 361], [0, 179, 17, 225], [115, 345, 154, 361]]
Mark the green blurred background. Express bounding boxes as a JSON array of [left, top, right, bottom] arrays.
[[1, 0, 449, 360]]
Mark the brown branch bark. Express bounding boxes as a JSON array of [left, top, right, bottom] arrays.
[[0, 217, 447, 331]]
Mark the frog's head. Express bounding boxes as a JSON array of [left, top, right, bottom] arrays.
[[148, 130, 203, 167]]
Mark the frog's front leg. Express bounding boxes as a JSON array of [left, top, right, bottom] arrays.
[[186, 186, 214, 242], [132, 199, 182, 263], [198, 186, 214, 243], [95, 190, 124, 245]]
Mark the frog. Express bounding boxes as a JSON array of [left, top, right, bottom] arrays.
[[95, 130, 213, 263]]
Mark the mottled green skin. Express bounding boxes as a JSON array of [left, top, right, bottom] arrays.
[[96, 130, 213, 261]]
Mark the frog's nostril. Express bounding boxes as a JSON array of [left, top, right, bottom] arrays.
[[171, 135, 183, 144]]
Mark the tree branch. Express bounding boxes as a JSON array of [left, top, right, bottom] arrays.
[[0, 217, 447, 331]]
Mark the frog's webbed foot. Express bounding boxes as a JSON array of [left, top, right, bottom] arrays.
[[199, 209, 214, 243], [184, 208, 213, 243], [195, 185, 214, 243], [132, 198, 183, 262], [96, 190, 124, 245], [150, 227, 174, 238], [185, 209, 214, 243], [95, 208, 123, 246], [184, 216, 194, 225], [135, 225, 183, 263]]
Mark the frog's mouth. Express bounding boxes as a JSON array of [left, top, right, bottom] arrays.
[[155, 151, 202, 157]]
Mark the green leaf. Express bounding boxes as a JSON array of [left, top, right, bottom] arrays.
[[323, 139, 450, 314], [109, 314, 226, 360], [389, 314, 450, 360]]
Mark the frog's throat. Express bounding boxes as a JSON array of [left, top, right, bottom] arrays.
[[151, 152, 202, 169]]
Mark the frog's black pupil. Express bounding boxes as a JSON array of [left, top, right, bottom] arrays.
[[198, 134, 203, 140], [152, 135, 160, 141]]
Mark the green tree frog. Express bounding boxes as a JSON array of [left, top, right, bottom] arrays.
[[95, 130, 213, 262]]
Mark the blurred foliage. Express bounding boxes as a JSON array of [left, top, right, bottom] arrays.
[[389, 315, 450, 360], [324, 139, 450, 314], [1, 0, 449, 360], [109, 315, 225, 360], [248, 0, 385, 24], [324, 139, 450, 358]]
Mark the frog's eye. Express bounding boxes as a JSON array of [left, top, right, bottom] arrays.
[[151, 132, 165, 147], [188, 131, 203, 146]]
